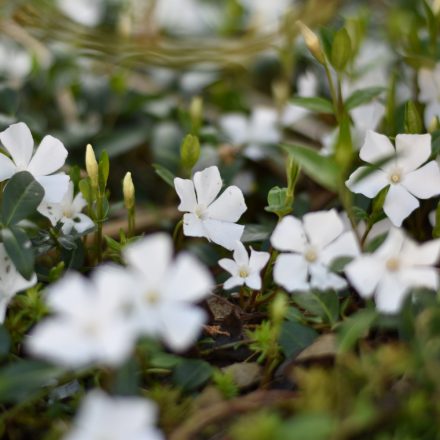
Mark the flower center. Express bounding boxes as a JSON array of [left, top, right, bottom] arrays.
[[144, 291, 160, 305], [239, 266, 250, 278], [386, 257, 400, 272], [304, 247, 318, 263], [63, 208, 73, 218], [389, 169, 402, 184], [194, 204, 207, 220]]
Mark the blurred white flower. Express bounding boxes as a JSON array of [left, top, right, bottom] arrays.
[[0, 122, 69, 202], [57, 0, 104, 27], [27, 267, 137, 368], [220, 107, 281, 160], [241, 0, 295, 32], [0, 244, 36, 323], [281, 71, 318, 127], [123, 233, 213, 352], [38, 181, 94, 234], [271, 210, 359, 292], [0, 39, 32, 83], [418, 63, 440, 128], [346, 131, 440, 227], [64, 390, 163, 440], [174, 166, 247, 250], [345, 228, 440, 314], [219, 241, 270, 290]]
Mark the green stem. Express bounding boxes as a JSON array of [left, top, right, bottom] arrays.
[[127, 206, 135, 238]]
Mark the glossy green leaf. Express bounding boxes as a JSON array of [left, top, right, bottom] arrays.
[[0, 325, 10, 358], [1, 171, 44, 226], [2, 226, 34, 280], [172, 359, 213, 391], [289, 96, 334, 114], [153, 163, 176, 188], [338, 309, 378, 353], [293, 291, 340, 326], [279, 321, 318, 358], [345, 87, 385, 111]]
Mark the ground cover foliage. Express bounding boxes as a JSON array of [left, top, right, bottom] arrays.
[[1, 0, 440, 438]]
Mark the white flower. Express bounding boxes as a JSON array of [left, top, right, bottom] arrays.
[[26, 267, 137, 368], [271, 210, 359, 292], [174, 166, 247, 250], [0, 122, 69, 202], [241, 0, 294, 32], [0, 38, 32, 82], [345, 228, 440, 314], [0, 244, 36, 323], [64, 390, 163, 440], [219, 241, 270, 290], [57, 0, 104, 27], [220, 107, 281, 160], [38, 181, 94, 234], [418, 63, 440, 127], [346, 131, 440, 227], [123, 233, 213, 352]]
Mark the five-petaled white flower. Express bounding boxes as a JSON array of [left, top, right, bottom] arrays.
[[0, 122, 69, 202], [346, 131, 440, 227], [0, 244, 37, 323], [418, 63, 440, 128], [271, 209, 359, 292], [26, 267, 137, 368], [174, 166, 247, 250], [220, 107, 281, 160], [123, 233, 213, 352], [38, 181, 94, 234], [345, 228, 440, 314], [64, 390, 164, 440], [219, 241, 270, 290]]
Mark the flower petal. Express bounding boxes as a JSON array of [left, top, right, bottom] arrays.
[[71, 192, 87, 213], [224, 276, 244, 290], [401, 238, 440, 266], [0, 122, 34, 168], [309, 263, 347, 291], [174, 177, 197, 212], [400, 267, 438, 291], [219, 258, 239, 276], [183, 213, 206, 238], [70, 213, 95, 234], [232, 241, 249, 267], [159, 304, 206, 352], [273, 253, 309, 292], [123, 233, 172, 290], [0, 154, 16, 181], [375, 273, 408, 314], [193, 166, 222, 207], [36, 173, 70, 203], [320, 231, 360, 265], [395, 133, 431, 173], [245, 273, 262, 290], [402, 161, 440, 199], [27, 135, 68, 176], [202, 219, 244, 250], [206, 185, 246, 222], [375, 228, 405, 259], [37, 200, 63, 226], [164, 253, 213, 302], [346, 167, 388, 198], [270, 215, 307, 253], [359, 130, 395, 164], [220, 114, 249, 145], [303, 209, 343, 250], [249, 248, 270, 272], [345, 256, 384, 298], [424, 101, 440, 128], [383, 184, 419, 227]]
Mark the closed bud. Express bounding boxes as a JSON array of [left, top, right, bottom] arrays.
[[190, 96, 203, 134], [180, 134, 201, 171], [270, 293, 288, 324], [297, 21, 325, 64], [85, 144, 99, 190], [123, 172, 135, 210]]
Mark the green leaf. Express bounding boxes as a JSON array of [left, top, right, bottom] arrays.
[[0, 360, 63, 403], [345, 87, 385, 111], [1, 171, 44, 226], [276, 413, 336, 440], [404, 100, 423, 134], [180, 134, 200, 170], [241, 224, 272, 243], [2, 226, 34, 280], [279, 321, 318, 358], [0, 325, 10, 358], [78, 178, 93, 204], [331, 28, 352, 71], [289, 96, 334, 114], [337, 309, 378, 353], [172, 359, 213, 391], [293, 291, 340, 326], [153, 163, 175, 188], [98, 150, 110, 191], [282, 144, 342, 192]]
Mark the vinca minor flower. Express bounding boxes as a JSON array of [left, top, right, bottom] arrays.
[[64, 390, 164, 440], [0, 122, 69, 202], [346, 131, 440, 226], [174, 166, 247, 250], [219, 241, 270, 290], [345, 228, 440, 313], [271, 209, 359, 292], [38, 181, 94, 234]]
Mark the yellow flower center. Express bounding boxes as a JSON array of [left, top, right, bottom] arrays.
[[239, 267, 249, 278], [386, 257, 400, 272], [144, 291, 160, 304], [195, 204, 207, 220], [389, 170, 401, 184], [304, 247, 318, 263]]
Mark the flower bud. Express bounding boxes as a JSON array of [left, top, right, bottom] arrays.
[[297, 21, 325, 64], [190, 96, 203, 133], [123, 172, 135, 210], [85, 144, 99, 190]]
